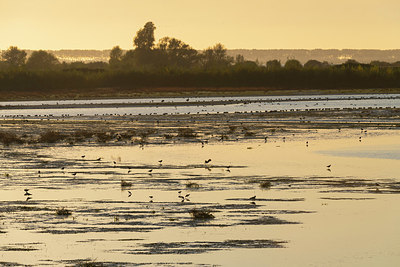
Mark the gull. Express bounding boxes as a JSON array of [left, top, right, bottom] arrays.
[[326, 164, 331, 168], [205, 159, 212, 164], [81, 155, 85, 159], [128, 191, 132, 197], [249, 195, 256, 200], [158, 160, 163, 164], [24, 189, 32, 196]]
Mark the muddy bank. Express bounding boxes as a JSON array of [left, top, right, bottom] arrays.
[[1, 108, 399, 147]]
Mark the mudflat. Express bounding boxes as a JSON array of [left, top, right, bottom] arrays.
[[0, 107, 399, 266]]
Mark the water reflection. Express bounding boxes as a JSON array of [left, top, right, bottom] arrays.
[[0, 132, 399, 265]]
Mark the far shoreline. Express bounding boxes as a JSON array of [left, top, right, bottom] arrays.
[[2, 87, 400, 102]]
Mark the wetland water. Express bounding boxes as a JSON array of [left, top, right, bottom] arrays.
[[1, 129, 400, 266], [0, 93, 400, 117]]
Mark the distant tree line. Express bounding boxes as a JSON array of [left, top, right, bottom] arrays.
[[2, 21, 400, 92]]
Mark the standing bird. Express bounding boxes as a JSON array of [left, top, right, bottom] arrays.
[[81, 155, 85, 159], [326, 164, 331, 168], [24, 189, 32, 196], [205, 159, 212, 164]]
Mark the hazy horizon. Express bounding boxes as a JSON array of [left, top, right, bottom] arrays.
[[1, 0, 400, 50]]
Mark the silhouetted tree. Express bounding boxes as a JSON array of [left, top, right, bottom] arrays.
[[235, 54, 245, 64], [202, 43, 233, 69], [304, 59, 328, 69], [133, 22, 156, 50], [1, 46, 27, 67], [26, 50, 59, 70], [370, 61, 391, 67], [284, 59, 302, 70], [266, 60, 281, 70], [157, 37, 198, 68], [109, 46, 123, 67]]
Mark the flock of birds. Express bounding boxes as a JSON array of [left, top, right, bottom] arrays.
[[21, 127, 370, 202]]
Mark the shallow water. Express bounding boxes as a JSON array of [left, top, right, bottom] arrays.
[[0, 93, 399, 117], [0, 130, 400, 266]]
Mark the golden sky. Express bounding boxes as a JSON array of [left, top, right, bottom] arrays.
[[1, 0, 399, 50]]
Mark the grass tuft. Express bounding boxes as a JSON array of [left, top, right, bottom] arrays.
[[189, 209, 215, 220], [56, 207, 72, 216], [260, 181, 272, 189], [186, 182, 200, 189]]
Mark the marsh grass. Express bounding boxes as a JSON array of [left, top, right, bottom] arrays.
[[244, 131, 255, 137], [186, 182, 200, 189], [95, 132, 113, 143], [189, 209, 215, 220], [120, 180, 132, 187], [260, 181, 272, 189], [39, 130, 66, 143], [73, 129, 95, 141], [0, 131, 24, 146], [56, 208, 72, 216], [177, 128, 197, 138], [163, 134, 174, 139]]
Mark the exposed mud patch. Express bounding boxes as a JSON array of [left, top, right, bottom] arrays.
[[114, 239, 286, 255]]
